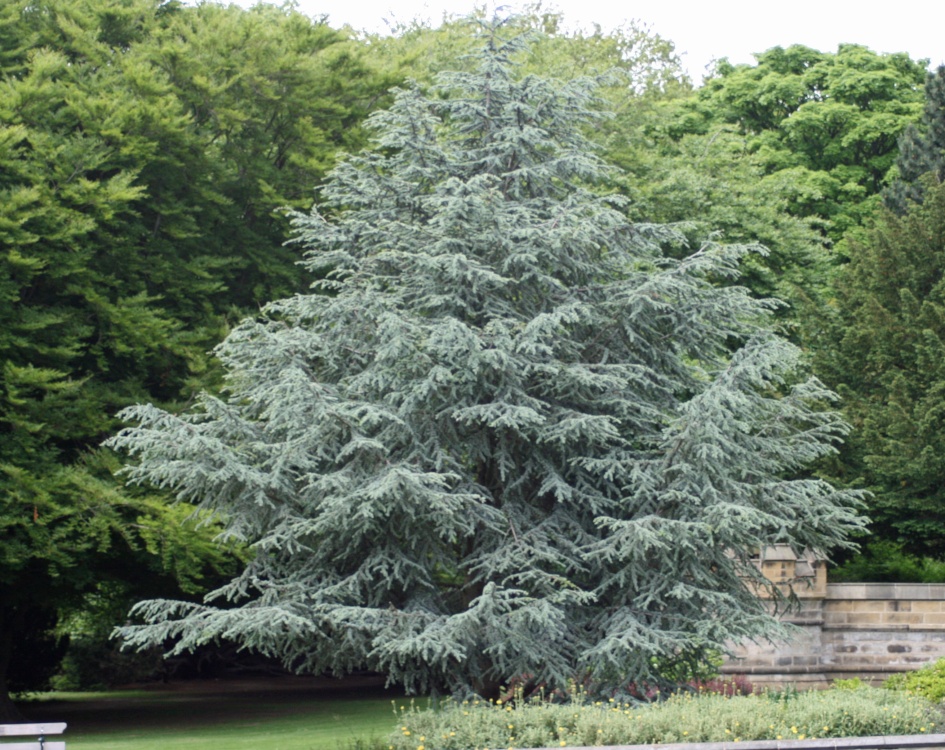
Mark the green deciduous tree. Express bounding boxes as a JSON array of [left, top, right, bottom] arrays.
[[596, 44, 928, 340], [135, 0, 391, 310], [110, 23, 863, 698], [371, 5, 689, 96], [673, 45, 927, 245], [812, 67, 945, 569], [609, 105, 829, 312], [0, 0, 388, 716]]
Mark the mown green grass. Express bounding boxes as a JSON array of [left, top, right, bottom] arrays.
[[19, 679, 943, 750], [17, 681, 404, 750]]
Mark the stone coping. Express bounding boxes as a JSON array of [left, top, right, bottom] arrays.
[[825, 584, 945, 600]]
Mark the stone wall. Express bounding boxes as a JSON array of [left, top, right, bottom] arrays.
[[823, 584, 945, 681], [721, 550, 945, 688]]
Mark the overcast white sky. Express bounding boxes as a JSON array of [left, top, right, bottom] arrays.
[[281, 0, 945, 84]]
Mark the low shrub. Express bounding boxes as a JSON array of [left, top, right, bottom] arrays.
[[386, 685, 938, 750], [832, 678, 868, 691], [886, 658, 945, 702], [831, 541, 945, 583]]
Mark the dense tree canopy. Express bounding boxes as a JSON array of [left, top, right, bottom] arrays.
[[608, 105, 827, 309], [0, 0, 389, 715], [372, 5, 690, 97], [650, 44, 927, 245], [813, 179, 945, 558], [805, 67, 945, 570], [111, 25, 863, 698]]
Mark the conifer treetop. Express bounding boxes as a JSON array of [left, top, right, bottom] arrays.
[[885, 65, 945, 214]]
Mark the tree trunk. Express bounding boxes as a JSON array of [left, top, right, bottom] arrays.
[[0, 688, 25, 724], [472, 674, 503, 701], [0, 629, 25, 723]]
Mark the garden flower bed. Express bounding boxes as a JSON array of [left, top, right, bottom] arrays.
[[385, 686, 942, 750]]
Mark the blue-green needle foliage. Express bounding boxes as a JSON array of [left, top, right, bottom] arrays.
[[109, 21, 865, 698]]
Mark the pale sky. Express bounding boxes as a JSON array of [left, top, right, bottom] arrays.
[[282, 0, 945, 84]]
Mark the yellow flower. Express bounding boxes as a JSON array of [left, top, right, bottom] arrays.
[[791, 726, 798, 733], [823, 727, 829, 732]]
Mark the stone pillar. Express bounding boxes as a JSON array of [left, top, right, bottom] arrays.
[[721, 546, 828, 689]]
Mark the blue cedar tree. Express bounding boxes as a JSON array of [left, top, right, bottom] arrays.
[[111, 23, 864, 697]]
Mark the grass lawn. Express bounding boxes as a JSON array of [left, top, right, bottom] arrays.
[[16, 677, 409, 750]]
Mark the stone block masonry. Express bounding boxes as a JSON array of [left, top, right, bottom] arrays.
[[722, 549, 945, 688]]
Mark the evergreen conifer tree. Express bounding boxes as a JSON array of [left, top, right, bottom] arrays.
[[110, 23, 864, 697], [815, 179, 945, 557], [885, 66, 945, 214]]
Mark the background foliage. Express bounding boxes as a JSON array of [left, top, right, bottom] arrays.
[[0, 0, 388, 714]]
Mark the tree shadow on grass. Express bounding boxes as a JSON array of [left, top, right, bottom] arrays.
[[15, 675, 403, 737]]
